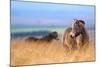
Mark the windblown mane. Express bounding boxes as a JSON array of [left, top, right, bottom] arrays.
[[80, 27, 89, 47]]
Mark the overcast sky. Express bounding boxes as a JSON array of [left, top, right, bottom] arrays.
[[11, 1, 95, 27]]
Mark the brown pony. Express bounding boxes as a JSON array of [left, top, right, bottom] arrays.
[[63, 19, 89, 52], [25, 31, 59, 42]]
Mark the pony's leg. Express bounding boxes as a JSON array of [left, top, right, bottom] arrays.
[[63, 42, 72, 54], [68, 45, 72, 54], [63, 38, 72, 53], [76, 35, 83, 50], [76, 41, 81, 50], [64, 44, 71, 53], [72, 40, 77, 50]]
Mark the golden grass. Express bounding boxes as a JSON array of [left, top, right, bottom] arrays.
[[11, 39, 95, 66]]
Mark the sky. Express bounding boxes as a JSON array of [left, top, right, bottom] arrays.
[[11, 1, 95, 28]]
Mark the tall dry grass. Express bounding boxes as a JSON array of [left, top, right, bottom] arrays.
[[11, 39, 95, 66]]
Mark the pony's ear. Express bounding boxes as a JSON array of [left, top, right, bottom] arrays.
[[72, 19, 78, 26], [73, 19, 78, 22]]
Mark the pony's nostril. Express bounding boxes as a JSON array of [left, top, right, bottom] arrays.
[[70, 35, 73, 38], [70, 35, 74, 38], [70, 32, 75, 37]]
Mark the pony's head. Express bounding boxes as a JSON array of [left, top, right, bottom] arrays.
[[48, 31, 59, 40], [70, 19, 85, 38]]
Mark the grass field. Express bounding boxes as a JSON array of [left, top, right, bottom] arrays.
[[11, 32, 95, 66]]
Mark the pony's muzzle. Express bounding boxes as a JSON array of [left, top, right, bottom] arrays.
[[70, 32, 75, 38]]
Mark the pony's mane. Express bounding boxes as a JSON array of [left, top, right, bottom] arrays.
[[81, 27, 89, 44]]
